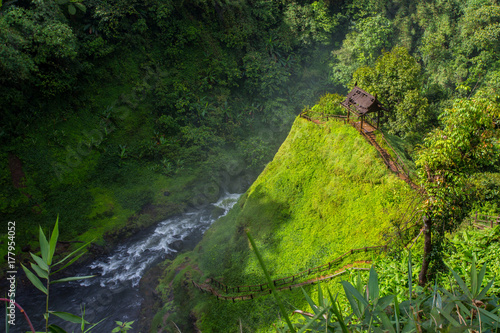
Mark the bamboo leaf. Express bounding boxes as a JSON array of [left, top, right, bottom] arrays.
[[51, 275, 95, 284], [476, 264, 487, 297], [478, 307, 500, 323], [379, 312, 396, 333], [30, 253, 49, 272], [328, 289, 349, 333], [341, 281, 367, 319], [455, 301, 471, 318], [301, 288, 319, 314], [48, 216, 59, 266], [48, 324, 67, 333], [394, 295, 400, 333], [52, 250, 86, 275], [31, 262, 48, 279], [39, 226, 49, 264], [471, 255, 477, 297], [377, 295, 395, 310], [50, 311, 90, 324], [83, 318, 107, 333], [448, 266, 472, 299], [246, 232, 295, 333], [296, 306, 329, 333], [368, 266, 379, 301], [436, 307, 461, 327], [477, 277, 495, 300], [21, 264, 47, 295], [408, 250, 413, 305], [317, 283, 324, 308], [54, 240, 93, 267]]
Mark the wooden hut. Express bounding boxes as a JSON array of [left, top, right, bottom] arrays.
[[341, 85, 387, 132]]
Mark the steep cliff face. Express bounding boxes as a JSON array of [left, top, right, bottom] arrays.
[[152, 112, 417, 332]]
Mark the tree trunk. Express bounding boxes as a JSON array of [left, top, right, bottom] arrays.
[[419, 215, 431, 286]]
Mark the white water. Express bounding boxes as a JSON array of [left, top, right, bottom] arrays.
[[84, 193, 241, 288], [8, 193, 241, 332]]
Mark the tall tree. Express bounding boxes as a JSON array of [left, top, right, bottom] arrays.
[[415, 94, 500, 285], [352, 47, 431, 142], [331, 14, 393, 86]]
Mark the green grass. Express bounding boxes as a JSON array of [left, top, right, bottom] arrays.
[[156, 115, 418, 332]]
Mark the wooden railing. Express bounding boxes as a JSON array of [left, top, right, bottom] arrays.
[[380, 134, 411, 178], [468, 212, 500, 229], [193, 264, 371, 302], [191, 203, 424, 302], [209, 246, 386, 294]]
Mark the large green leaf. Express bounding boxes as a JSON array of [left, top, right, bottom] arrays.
[[246, 232, 295, 333], [21, 264, 47, 295], [48, 324, 67, 333], [368, 266, 379, 302], [50, 311, 90, 324], [376, 295, 395, 310], [50, 275, 95, 284], [317, 283, 324, 308], [83, 317, 107, 333], [39, 226, 49, 265], [379, 311, 396, 333], [449, 266, 472, 299], [30, 253, 49, 272], [48, 216, 59, 266], [471, 256, 477, 297], [477, 277, 495, 299], [341, 281, 368, 319], [408, 250, 412, 306], [436, 305, 460, 327], [74, 2, 86, 13], [478, 307, 500, 323], [54, 240, 93, 267], [300, 288, 319, 315], [476, 263, 487, 297], [296, 306, 329, 333], [52, 250, 86, 275], [394, 295, 400, 333], [68, 3, 76, 15], [328, 289, 349, 333], [31, 262, 48, 279]]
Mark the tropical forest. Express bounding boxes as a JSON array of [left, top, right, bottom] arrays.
[[1, 0, 500, 332]]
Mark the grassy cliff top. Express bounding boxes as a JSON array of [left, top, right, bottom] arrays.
[[154, 111, 418, 332]]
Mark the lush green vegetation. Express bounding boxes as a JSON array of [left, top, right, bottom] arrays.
[[154, 115, 417, 332], [2, 0, 500, 331], [0, 0, 340, 263]]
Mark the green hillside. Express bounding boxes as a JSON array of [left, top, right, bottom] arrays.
[[152, 106, 419, 332]]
